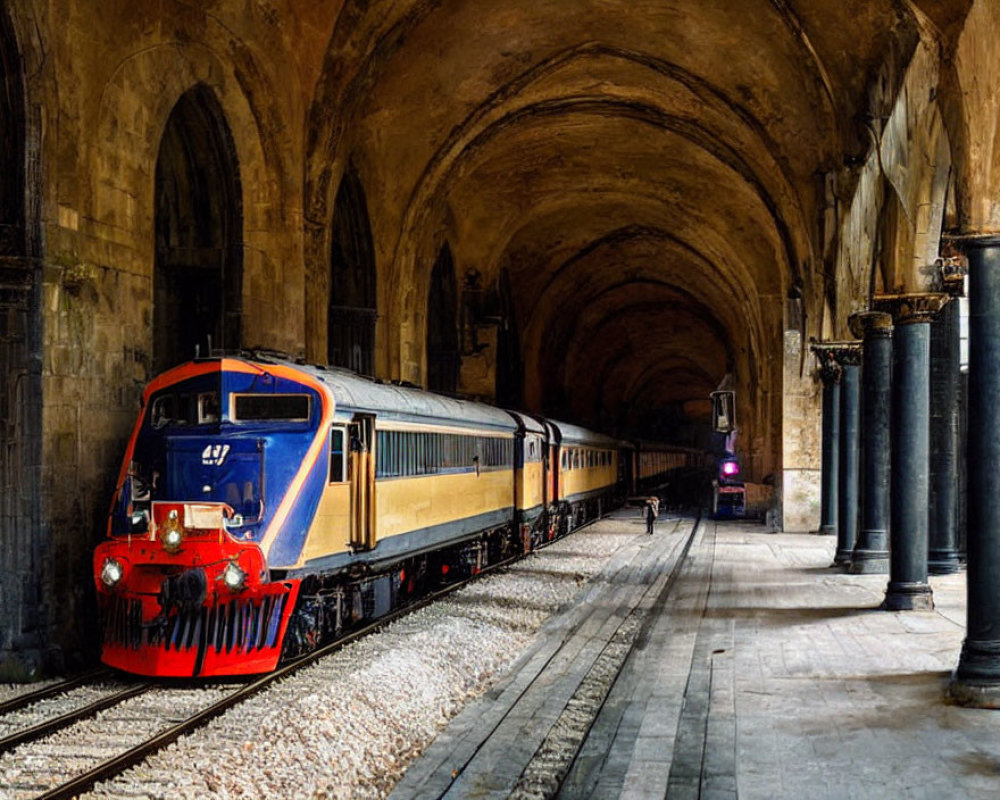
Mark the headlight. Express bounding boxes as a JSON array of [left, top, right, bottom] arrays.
[[161, 526, 183, 553], [161, 509, 183, 553], [100, 558, 124, 588], [222, 561, 246, 592]]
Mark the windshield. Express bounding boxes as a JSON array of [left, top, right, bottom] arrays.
[[150, 389, 221, 428]]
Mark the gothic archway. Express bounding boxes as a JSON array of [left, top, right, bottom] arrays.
[[0, 8, 24, 256], [426, 243, 459, 392], [154, 84, 243, 372], [329, 165, 376, 376], [0, 5, 40, 673]]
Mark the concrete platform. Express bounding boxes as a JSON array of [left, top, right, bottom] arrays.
[[391, 514, 1000, 800]]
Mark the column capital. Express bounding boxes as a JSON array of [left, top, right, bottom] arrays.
[[810, 340, 862, 368], [940, 232, 1000, 250], [810, 341, 843, 383], [872, 292, 950, 325], [847, 310, 893, 339]]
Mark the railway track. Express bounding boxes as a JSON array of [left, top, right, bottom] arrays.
[[531, 511, 701, 798], [0, 682, 152, 756], [0, 670, 110, 717], [1, 519, 597, 800]]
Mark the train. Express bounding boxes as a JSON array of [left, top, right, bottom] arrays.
[[631, 440, 714, 504], [92, 355, 643, 678]]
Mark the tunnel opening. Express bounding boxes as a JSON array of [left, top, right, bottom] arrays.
[[329, 165, 377, 376], [153, 84, 243, 373]]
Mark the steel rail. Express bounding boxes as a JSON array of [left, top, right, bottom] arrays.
[[0, 683, 152, 756], [0, 668, 111, 716], [35, 512, 609, 800]]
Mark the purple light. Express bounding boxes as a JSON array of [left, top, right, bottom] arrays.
[[722, 461, 739, 476]]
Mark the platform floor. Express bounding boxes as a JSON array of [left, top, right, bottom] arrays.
[[390, 512, 1000, 800]]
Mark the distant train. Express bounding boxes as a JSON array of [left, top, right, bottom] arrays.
[[631, 440, 713, 500], [93, 356, 644, 677]]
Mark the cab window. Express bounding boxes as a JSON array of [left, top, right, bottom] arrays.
[[233, 393, 311, 422]]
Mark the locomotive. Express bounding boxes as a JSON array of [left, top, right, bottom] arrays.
[[93, 356, 625, 677]]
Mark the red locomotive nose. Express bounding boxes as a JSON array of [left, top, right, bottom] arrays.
[[93, 501, 299, 677]]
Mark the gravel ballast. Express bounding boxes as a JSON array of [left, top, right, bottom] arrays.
[[77, 515, 645, 800]]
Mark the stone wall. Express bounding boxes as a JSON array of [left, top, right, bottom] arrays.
[[1, 0, 324, 676]]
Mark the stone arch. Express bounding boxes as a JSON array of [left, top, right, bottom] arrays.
[[938, 0, 1000, 233], [90, 41, 300, 365], [154, 84, 244, 371], [875, 38, 953, 293], [426, 242, 459, 393], [0, 8, 24, 257], [381, 46, 816, 379], [873, 181, 908, 296], [329, 164, 377, 376], [0, 4, 44, 676]]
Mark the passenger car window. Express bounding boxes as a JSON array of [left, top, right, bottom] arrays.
[[330, 428, 346, 482]]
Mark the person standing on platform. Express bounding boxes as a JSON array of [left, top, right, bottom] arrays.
[[645, 495, 660, 534]]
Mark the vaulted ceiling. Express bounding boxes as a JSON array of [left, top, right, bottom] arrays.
[[302, 0, 971, 446]]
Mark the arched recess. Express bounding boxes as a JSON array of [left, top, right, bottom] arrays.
[[0, 8, 24, 256], [426, 243, 459, 393], [495, 268, 522, 408], [154, 84, 243, 372], [329, 165, 376, 376], [0, 5, 41, 672]]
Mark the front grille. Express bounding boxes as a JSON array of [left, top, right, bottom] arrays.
[[102, 592, 288, 654], [102, 595, 144, 650]]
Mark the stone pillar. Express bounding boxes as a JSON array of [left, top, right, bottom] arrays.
[[878, 295, 947, 610], [929, 296, 962, 574], [952, 236, 1000, 706], [815, 350, 840, 536], [848, 311, 892, 575], [835, 348, 862, 566]]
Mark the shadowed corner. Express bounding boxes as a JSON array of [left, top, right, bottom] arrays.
[[952, 749, 1000, 777], [703, 605, 880, 623]]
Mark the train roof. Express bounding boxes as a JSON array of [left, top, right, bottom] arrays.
[[505, 410, 547, 435], [547, 418, 620, 448], [253, 356, 518, 433], [167, 355, 626, 442]]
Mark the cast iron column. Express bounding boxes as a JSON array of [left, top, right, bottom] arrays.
[[881, 295, 946, 610], [848, 311, 892, 574], [929, 296, 963, 574], [835, 348, 862, 566], [816, 350, 840, 536], [952, 236, 1000, 706]]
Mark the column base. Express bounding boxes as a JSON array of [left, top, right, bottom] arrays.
[[928, 549, 963, 575], [848, 552, 889, 574], [882, 581, 934, 611], [817, 524, 836, 536], [948, 678, 1000, 708], [950, 639, 1000, 707], [848, 529, 888, 574], [833, 548, 854, 567]]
